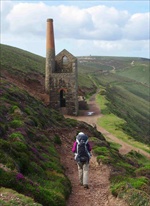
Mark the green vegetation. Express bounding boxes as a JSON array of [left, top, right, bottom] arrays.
[[53, 134, 62, 145], [1, 44, 150, 206], [0, 187, 42, 206], [96, 93, 150, 153], [0, 44, 45, 75], [94, 72, 149, 145], [90, 137, 150, 206], [0, 79, 72, 205], [108, 141, 121, 150], [0, 76, 106, 205], [117, 63, 149, 86], [78, 56, 149, 145]]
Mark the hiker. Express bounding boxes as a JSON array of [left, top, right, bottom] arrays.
[[72, 132, 92, 189]]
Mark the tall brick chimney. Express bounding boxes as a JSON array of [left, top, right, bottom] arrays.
[[45, 18, 55, 93]]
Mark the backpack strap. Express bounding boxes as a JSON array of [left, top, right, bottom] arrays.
[[85, 143, 91, 158], [76, 138, 89, 156]]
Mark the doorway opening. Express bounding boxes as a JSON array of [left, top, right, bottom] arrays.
[[60, 89, 66, 107]]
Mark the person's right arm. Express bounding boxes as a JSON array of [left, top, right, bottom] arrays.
[[87, 143, 92, 152]]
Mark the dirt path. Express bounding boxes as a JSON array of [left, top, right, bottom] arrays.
[[65, 94, 150, 159], [61, 93, 149, 206], [59, 132, 128, 206], [60, 94, 131, 206]]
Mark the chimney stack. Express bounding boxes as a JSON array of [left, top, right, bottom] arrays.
[[45, 18, 55, 93]]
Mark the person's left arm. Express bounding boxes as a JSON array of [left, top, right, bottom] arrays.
[[72, 141, 77, 153]]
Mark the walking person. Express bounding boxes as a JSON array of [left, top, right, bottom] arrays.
[[72, 132, 92, 189]]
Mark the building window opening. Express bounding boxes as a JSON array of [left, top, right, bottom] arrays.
[[60, 90, 66, 107], [62, 56, 68, 65]]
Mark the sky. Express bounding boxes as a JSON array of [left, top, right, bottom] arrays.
[[1, 0, 150, 58]]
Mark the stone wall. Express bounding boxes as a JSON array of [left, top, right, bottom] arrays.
[[49, 49, 78, 115]]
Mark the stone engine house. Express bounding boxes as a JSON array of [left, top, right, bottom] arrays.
[[45, 19, 78, 115]]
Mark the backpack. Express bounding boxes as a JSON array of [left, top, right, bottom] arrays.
[[76, 134, 90, 163]]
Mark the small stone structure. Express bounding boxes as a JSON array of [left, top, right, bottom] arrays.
[[45, 19, 78, 115]]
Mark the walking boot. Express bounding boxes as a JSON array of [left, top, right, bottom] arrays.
[[83, 184, 89, 189]]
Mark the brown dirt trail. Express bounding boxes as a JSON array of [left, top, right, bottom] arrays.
[[65, 94, 150, 159], [59, 132, 128, 206], [62, 93, 149, 206]]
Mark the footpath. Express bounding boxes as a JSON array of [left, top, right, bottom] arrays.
[[62, 93, 149, 205], [61, 94, 130, 206], [59, 130, 128, 206]]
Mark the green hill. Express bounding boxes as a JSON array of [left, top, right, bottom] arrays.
[[1, 44, 149, 144], [78, 56, 150, 145], [0, 76, 106, 205], [0, 44, 150, 205], [1, 77, 150, 206], [0, 44, 45, 75]]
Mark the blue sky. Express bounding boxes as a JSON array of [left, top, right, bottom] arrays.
[[1, 0, 150, 58]]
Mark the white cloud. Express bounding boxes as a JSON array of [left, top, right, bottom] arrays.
[[1, 1, 149, 58], [6, 2, 48, 37], [69, 39, 149, 57], [1, 0, 15, 32], [123, 13, 150, 40], [3, 2, 149, 40]]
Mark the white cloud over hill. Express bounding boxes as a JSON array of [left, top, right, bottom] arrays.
[[1, 1, 149, 58]]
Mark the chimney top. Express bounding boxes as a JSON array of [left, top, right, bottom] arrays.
[[47, 18, 53, 22]]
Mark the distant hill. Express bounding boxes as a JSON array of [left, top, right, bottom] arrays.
[[1, 43, 150, 144], [78, 56, 150, 144]]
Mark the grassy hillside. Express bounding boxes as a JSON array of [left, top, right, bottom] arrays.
[[78, 56, 150, 145], [94, 73, 150, 144], [0, 78, 72, 206], [1, 43, 149, 144], [0, 44, 45, 75], [116, 62, 149, 86], [1, 78, 150, 206], [0, 44, 150, 144], [0, 44, 150, 205], [0, 77, 106, 205]]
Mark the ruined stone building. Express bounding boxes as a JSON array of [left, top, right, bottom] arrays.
[[45, 19, 78, 115]]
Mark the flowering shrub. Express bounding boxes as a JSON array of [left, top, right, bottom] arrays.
[[31, 147, 38, 154], [16, 173, 25, 181]]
